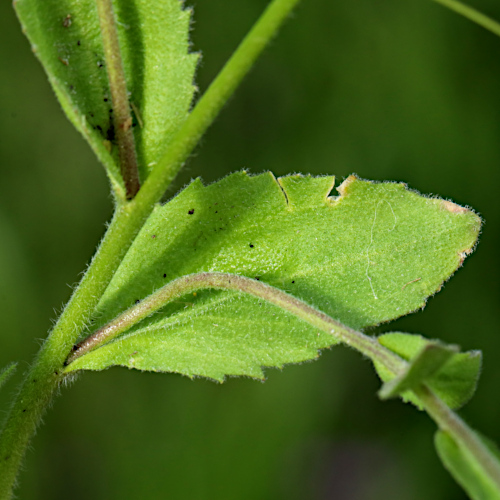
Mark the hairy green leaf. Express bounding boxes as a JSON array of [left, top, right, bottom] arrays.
[[435, 430, 500, 500], [0, 363, 17, 392], [14, 0, 198, 195], [375, 332, 482, 409], [67, 172, 480, 380], [378, 341, 457, 400]]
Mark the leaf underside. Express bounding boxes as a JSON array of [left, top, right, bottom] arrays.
[[67, 172, 480, 381], [374, 332, 482, 409], [14, 0, 198, 196]]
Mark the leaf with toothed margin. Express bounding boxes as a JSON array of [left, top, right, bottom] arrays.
[[14, 0, 198, 197], [65, 172, 480, 381], [0, 363, 17, 392], [374, 332, 482, 409]]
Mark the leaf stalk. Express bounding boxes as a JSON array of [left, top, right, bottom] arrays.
[[66, 272, 500, 493], [96, 0, 140, 199]]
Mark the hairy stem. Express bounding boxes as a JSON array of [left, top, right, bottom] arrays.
[[431, 0, 500, 37], [67, 272, 500, 492], [67, 272, 406, 374], [415, 385, 500, 491], [0, 1, 303, 496], [96, 0, 140, 199]]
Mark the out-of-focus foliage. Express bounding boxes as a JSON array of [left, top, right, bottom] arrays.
[[1, 0, 499, 498]]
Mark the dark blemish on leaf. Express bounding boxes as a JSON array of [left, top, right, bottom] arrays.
[[89, 112, 94, 118], [54, 371, 59, 376], [152, 234, 156, 239], [97, 61, 104, 68], [106, 123, 115, 142], [96, 125, 103, 132], [69, 85, 74, 91], [188, 209, 195, 215], [58, 57, 69, 66], [292, 281, 295, 284], [255, 277, 260, 280], [249, 244, 254, 248], [215, 211, 218, 214], [163, 274, 167, 278], [109, 108, 113, 113], [32, 379, 36, 383], [62, 14, 72, 28], [22, 409, 26, 413], [104, 97, 109, 102], [77, 40, 81, 46], [135, 299, 140, 304]]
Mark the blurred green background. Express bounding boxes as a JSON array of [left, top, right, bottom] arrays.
[[1, 0, 499, 498]]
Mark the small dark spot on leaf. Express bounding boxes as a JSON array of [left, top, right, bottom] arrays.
[[89, 112, 94, 118], [22, 409, 26, 413], [77, 40, 81, 46], [97, 61, 104, 68], [54, 371, 59, 376], [163, 274, 167, 278], [62, 14, 72, 28], [69, 85, 74, 91], [135, 299, 140, 304], [249, 244, 254, 248], [215, 211, 218, 214], [96, 125, 103, 132], [255, 277, 260, 280], [188, 209, 195, 215], [291, 280, 295, 284], [32, 379, 37, 383], [152, 234, 156, 239], [106, 123, 115, 142], [103, 97, 109, 102]]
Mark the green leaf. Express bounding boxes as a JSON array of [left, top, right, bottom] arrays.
[[435, 430, 500, 500], [0, 363, 17, 392], [375, 332, 482, 409], [66, 172, 480, 380], [378, 341, 457, 400], [14, 0, 198, 195]]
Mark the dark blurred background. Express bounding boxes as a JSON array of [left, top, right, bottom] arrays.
[[1, 0, 499, 498]]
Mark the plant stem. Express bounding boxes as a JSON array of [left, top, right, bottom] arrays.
[[0, 0, 304, 495], [66, 272, 500, 492], [431, 0, 500, 37], [96, 0, 140, 199], [415, 384, 500, 491], [66, 273, 407, 377], [135, 0, 302, 205]]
